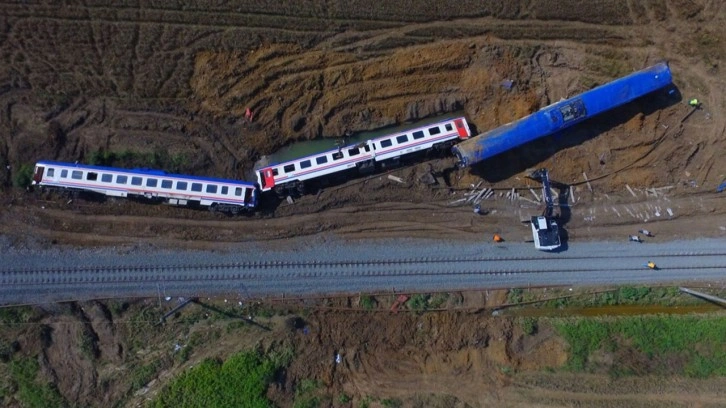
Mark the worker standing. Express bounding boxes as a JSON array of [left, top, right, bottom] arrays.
[[689, 98, 701, 108]]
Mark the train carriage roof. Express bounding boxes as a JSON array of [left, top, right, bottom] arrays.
[[36, 160, 256, 186]]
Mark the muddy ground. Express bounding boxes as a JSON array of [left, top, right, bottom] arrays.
[[1, 0, 726, 407]]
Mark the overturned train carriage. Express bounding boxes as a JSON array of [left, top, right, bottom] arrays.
[[31, 161, 258, 214], [452, 62, 673, 168], [256, 116, 472, 196]]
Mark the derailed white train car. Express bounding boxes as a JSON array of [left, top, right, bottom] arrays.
[[255, 117, 472, 196], [31, 161, 258, 214]]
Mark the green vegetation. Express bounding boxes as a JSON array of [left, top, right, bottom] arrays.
[[428, 293, 449, 309], [0, 307, 35, 326], [519, 317, 538, 335], [555, 315, 726, 377], [502, 286, 692, 311], [381, 397, 403, 408], [131, 360, 161, 391], [506, 288, 524, 304], [6, 357, 67, 408], [150, 350, 286, 408], [12, 164, 34, 189], [293, 378, 321, 408], [408, 293, 430, 312], [87, 149, 188, 173], [359, 295, 375, 310]]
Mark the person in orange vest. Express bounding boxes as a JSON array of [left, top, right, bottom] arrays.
[[493, 234, 504, 243]]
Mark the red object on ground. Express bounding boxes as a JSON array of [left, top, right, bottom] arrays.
[[390, 294, 409, 313]]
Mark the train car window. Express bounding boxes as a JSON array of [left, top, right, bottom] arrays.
[[412, 131, 425, 140], [348, 147, 360, 156], [380, 139, 392, 148], [221, 186, 228, 195], [176, 181, 187, 190], [428, 126, 441, 135], [116, 175, 128, 184], [161, 180, 172, 189], [445, 123, 453, 131], [206, 184, 217, 194], [332, 151, 343, 160], [131, 177, 142, 186], [272, 168, 279, 176], [235, 187, 243, 196], [191, 183, 202, 192], [396, 135, 409, 144], [101, 174, 113, 183], [146, 178, 158, 187], [87, 172, 98, 181], [364, 145, 371, 152], [72, 171, 83, 180], [47, 168, 55, 177], [283, 164, 295, 173], [61, 169, 68, 178], [316, 156, 328, 165], [300, 160, 312, 169]]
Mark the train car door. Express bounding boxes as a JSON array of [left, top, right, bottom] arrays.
[[259, 168, 275, 190], [32, 165, 45, 183], [454, 119, 469, 139]]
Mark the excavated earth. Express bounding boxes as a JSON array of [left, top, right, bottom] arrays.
[[1, 0, 726, 407]]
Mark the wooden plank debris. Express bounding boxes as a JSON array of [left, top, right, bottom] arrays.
[[625, 184, 637, 197], [388, 175, 404, 183], [518, 196, 539, 205], [583, 172, 593, 192], [529, 187, 541, 202]]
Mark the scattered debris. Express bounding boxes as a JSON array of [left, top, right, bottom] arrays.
[[625, 184, 638, 198], [583, 172, 593, 192], [529, 187, 541, 202], [286, 196, 294, 204], [419, 172, 437, 185], [390, 294, 409, 313], [387, 175, 404, 184], [667, 208, 674, 217], [639, 229, 654, 237]]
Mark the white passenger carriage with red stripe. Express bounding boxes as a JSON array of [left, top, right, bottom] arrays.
[[31, 161, 258, 214], [255, 117, 471, 195]]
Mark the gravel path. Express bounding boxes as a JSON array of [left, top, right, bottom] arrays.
[[2, 236, 725, 305]]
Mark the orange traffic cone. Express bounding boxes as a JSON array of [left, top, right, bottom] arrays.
[[493, 234, 504, 243]]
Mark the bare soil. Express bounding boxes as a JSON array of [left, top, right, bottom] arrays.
[[1, 1, 726, 407]]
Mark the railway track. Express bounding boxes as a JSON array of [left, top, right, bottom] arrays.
[[3, 252, 726, 286]]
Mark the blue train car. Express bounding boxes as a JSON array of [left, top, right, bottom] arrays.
[[452, 62, 673, 168]]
